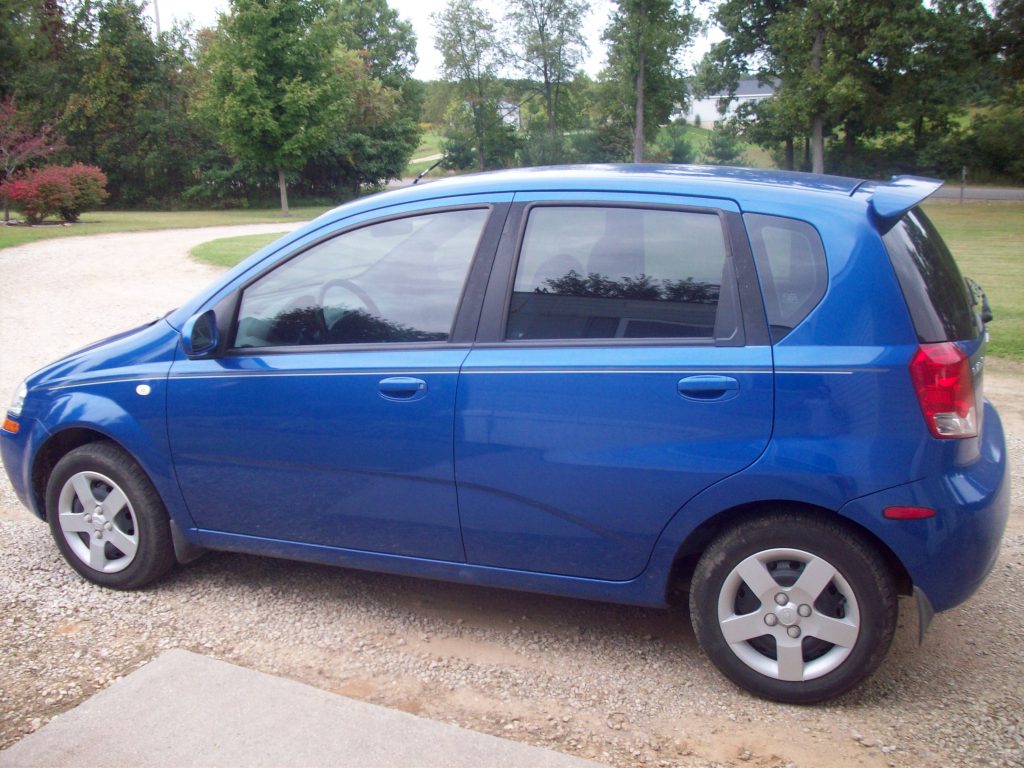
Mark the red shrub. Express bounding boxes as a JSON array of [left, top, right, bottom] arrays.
[[62, 163, 108, 222], [0, 164, 108, 224]]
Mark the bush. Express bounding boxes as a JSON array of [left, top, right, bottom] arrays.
[[62, 164, 109, 222], [649, 123, 695, 164], [0, 164, 108, 224]]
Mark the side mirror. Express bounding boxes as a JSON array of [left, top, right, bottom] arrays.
[[181, 309, 219, 358]]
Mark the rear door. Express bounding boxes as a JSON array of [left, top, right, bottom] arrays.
[[454, 193, 775, 581]]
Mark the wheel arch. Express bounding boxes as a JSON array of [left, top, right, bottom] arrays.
[[31, 427, 114, 520], [667, 501, 913, 603]]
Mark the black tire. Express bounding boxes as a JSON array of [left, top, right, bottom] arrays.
[[689, 512, 897, 704], [45, 442, 175, 590]]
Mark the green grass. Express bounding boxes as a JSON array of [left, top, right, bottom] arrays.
[[0, 207, 331, 250], [404, 132, 445, 178], [190, 231, 288, 268], [923, 200, 1024, 360]]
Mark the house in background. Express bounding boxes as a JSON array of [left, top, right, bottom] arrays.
[[681, 78, 778, 125]]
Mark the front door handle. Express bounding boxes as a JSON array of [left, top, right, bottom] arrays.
[[378, 377, 427, 401], [677, 375, 739, 401]]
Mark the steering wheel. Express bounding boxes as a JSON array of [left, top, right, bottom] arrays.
[[318, 279, 381, 319]]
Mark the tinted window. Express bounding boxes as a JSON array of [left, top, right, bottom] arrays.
[[506, 206, 730, 341], [234, 209, 488, 348], [883, 207, 978, 342], [745, 214, 827, 341]]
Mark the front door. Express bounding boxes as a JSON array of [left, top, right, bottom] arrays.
[[167, 205, 499, 561]]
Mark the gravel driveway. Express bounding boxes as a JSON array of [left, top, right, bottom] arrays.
[[1, 227, 1021, 767]]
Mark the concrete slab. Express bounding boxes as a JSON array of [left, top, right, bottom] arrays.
[[0, 650, 605, 768]]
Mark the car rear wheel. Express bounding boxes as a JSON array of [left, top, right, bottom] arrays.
[[690, 512, 897, 703], [46, 442, 175, 590]]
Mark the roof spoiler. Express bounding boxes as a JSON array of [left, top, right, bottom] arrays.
[[867, 176, 943, 220]]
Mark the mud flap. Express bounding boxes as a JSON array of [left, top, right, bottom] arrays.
[[914, 585, 935, 644]]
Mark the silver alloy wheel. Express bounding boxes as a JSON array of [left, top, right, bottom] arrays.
[[717, 547, 860, 682], [56, 470, 139, 574]]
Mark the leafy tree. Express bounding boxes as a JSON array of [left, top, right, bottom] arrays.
[[59, 1, 215, 206], [993, 0, 1024, 89], [433, 0, 509, 170], [701, 122, 745, 165], [336, 0, 416, 86], [650, 121, 695, 164], [312, 0, 421, 195], [506, 0, 589, 141], [200, 0, 353, 212], [0, 94, 65, 221], [703, 0, 991, 174], [602, 0, 700, 162]]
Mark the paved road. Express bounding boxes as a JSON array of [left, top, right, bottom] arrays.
[[931, 184, 1024, 201]]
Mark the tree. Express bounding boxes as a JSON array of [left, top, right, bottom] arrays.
[[59, 0, 216, 206], [0, 95, 64, 221], [602, 0, 700, 162], [433, 0, 508, 170], [200, 0, 354, 212], [336, 0, 416, 86], [506, 0, 589, 140], [703, 0, 991, 174], [701, 122, 745, 165], [313, 0, 421, 194]]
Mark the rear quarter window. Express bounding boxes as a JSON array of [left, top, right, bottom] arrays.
[[744, 214, 827, 342], [882, 207, 979, 343]]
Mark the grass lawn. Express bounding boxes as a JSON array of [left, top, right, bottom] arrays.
[[404, 132, 445, 178], [924, 200, 1024, 360], [0, 207, 330, 251], [190, 232, 288, 268]]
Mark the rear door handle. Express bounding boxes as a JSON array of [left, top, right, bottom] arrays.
[[378, 377, 427, 401], [677, 375, 739, 401]]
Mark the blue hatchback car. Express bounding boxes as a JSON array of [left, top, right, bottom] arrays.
[[1, 166, 1009, 702]]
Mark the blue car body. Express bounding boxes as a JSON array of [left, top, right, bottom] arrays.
[[2, 165, 1008, 626]]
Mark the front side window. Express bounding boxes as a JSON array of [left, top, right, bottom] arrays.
[[234, 208, 489, 348], [506, 206, 732, 341]]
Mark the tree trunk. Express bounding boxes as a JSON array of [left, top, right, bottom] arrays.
[[546, 84, 556, 139], [784, 137, 795, 171], [277, 168, 289, 214], [474, 104, 486, 171], [844, 125, 857, 167], [810, 28, 825, 174], [3, 200, 9, 223], [633, 50, 645, 163]]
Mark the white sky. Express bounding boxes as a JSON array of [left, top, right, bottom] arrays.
[[142, 0, 719, 80]]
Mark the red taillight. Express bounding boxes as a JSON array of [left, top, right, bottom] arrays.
[[909, 342, 977, 439]]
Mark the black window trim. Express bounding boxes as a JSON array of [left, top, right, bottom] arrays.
[[475, 199, 768, 348], [210, 201, 511, 357]]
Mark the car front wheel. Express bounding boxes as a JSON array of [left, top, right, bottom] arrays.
[[690, 512, 897, 703], [46, 442, 175, 590]]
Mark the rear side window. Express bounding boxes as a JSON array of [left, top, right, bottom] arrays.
[[506, 206, 737, 341], [883, 207, 979, 343], [744, 214, 827, 342]]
